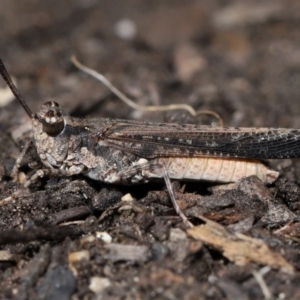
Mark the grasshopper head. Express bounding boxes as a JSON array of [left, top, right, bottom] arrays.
[[32, 101, 71, 168], [35, 101, 65, 136]]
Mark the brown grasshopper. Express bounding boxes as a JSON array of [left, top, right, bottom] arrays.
[[1, 58, 300, 227]]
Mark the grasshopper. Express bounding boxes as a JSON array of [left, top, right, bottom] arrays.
[[1, 58, 300, 227]]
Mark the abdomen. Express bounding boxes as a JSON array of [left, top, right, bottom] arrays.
[[147, 157, 278, 184]]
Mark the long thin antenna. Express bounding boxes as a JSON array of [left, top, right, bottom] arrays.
[[0, 59, 34, 118]]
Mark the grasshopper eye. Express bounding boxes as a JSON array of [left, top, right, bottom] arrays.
[[36, 101, 65, 136]]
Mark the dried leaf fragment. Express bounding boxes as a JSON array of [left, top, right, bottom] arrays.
[[187, 216, 294, 273]]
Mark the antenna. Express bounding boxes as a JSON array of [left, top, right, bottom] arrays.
[[0, 59, 34, 119]]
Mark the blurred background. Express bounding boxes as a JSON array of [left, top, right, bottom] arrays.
[[1, 0, 300, 130]]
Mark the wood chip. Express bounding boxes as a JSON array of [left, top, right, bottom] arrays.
[[103, 244, 150, 263]]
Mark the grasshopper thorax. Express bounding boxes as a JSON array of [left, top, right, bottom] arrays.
[[36, 101, 65, 136]]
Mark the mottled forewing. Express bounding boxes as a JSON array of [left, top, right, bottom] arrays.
[[97, 119, 300, 159]]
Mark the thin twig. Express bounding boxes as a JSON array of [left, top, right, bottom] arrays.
[[71, 56, 223, 126]]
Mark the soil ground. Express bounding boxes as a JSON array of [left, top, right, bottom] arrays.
[[1, 1, 300, 299]]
